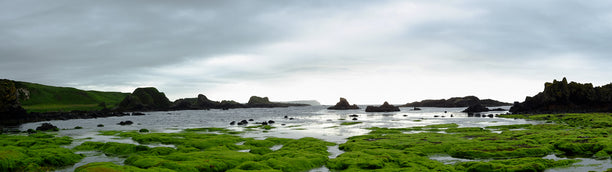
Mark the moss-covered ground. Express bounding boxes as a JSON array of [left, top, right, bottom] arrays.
[[0, 132, 84, 171]]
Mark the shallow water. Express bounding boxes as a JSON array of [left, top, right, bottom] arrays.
[[17, 105, 587, 171]]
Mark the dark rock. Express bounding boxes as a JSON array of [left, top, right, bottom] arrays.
[[238, 120, 248, 125], [247, 96, 309, 108], [268, 120, 275, 124], [118, 121, 134, 125], [284, 116, 288, 118], [36, 123, 58, 131], [249, 119, 254, 121], [0, 79, 28, 125], [261, 121, 268, 125], [97, 124, 104, 127], [352, 118, 358, 120], [117, 87, 171, 111], [434, 115, 440, 117], [289, 118, 295, 120], [349, 114, 359, 117], [132, 112, 145, 116], [230, 121, 236, 125], [401, 96, 511, 107], [487, 114, 494, 118], [462, 104, 490, 113], [510, 78, 612, 114], [366, 102, 400, 112], [327, 98, 360, 110], [413, 107, 422, 111]]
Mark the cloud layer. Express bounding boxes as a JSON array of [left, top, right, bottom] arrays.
[[2, 0, 611, 104]]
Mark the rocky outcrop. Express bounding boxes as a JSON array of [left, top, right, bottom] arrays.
[[117, 87, 171, 111], [462, 104, 490, 113], [510, 78, 612, 114], [328, 98, 359, 110], [366, 102, 400, 112], [246, 96, 309, 108], [0, 79, 28, 125], [401, 96, 511, 107]]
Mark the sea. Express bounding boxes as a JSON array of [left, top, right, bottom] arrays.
[[16, 105, 611, 172]]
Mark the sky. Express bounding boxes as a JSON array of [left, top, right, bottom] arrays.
[[1, 0, 612, 105]]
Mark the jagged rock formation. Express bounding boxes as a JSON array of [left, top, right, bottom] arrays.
[[510, 78, 612, 114], [328, 98, 359, 110], [117, 87, 171, 111], [366, 102, 400, 112], [0, 79, 28, 125], [401, 96, 511, 107]]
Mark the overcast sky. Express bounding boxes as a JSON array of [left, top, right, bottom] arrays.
[[2, 0, 611, 105]]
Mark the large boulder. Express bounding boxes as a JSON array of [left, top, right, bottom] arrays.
[[510, 78, 612, 114], [117, 87, 171, 111], [365, 101, 400, 112], [401, 96, 511, 107], [328, 98, 359, 110]]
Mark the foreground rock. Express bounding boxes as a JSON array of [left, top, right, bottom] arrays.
[[510, 78, 612, 114], [366, 102, 400, 112], [401, 96, 511, 107], [328, 98, 360, 110]]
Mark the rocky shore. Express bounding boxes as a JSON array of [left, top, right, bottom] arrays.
[[401, 96, 511, 108]]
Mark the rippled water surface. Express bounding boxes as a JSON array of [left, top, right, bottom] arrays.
[[16, 105, 608, 171]]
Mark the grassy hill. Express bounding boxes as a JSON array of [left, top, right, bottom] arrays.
[[13, 81, 129, 112]]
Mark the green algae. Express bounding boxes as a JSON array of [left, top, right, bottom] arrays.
[[340, 122, 363, 125], [0, 133, 83, 171], [74, 129, 335, 172], [329, 113, 612, 171]]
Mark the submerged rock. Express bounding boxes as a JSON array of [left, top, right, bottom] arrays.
[[328, 98, 360, 110], [365, 102, 400, 112]]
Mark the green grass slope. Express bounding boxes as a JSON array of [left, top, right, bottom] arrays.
[[13, 81, 129, 112]]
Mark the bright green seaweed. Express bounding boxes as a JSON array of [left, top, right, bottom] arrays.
[[0, 133, 83, 171], [74, 129, 335, 172]]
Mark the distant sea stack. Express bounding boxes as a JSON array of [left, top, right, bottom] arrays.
[[510, 78, 612, 114], [401, 96, 511, 107], [365, 102, 400, 112], [328, 98, 359, 110], [116, 87, 171, 111]]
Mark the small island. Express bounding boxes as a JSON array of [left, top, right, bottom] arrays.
[[327, 98, 359, 110], [365, 101, 400, 112]]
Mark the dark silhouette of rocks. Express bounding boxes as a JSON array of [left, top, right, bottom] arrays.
[[462, 104, 490, 113], [118, 120, 134, 125], [365, 102, 400, 112], [510, 78, 612, 114], [0, 79, 28, 125], [36, 123, 58, 131], [328, 98, 360, 110], [117, 87, 171, 111], [401, 96, 511, 107], [246, 96, 309, 108]]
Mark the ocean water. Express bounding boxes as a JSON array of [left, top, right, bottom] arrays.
[[15, 105, 608, 172]]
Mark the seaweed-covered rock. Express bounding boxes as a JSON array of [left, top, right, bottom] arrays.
[[365, 102, 400, 112], [510, 78, 612, 114], [117, 87, 171, 111], [328, 98, 359, 110], [462, 104, 490, 113]]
